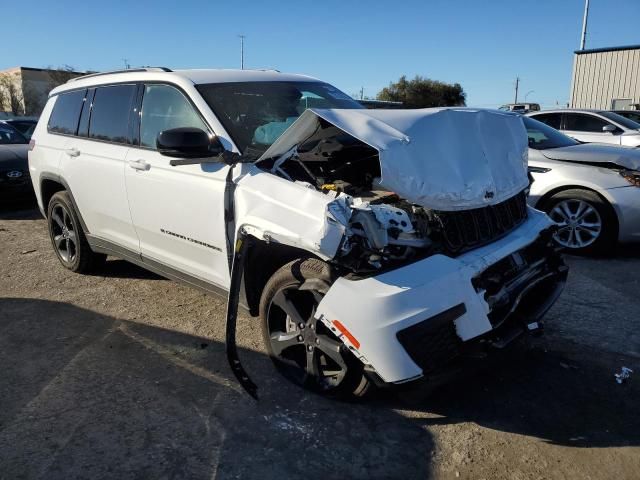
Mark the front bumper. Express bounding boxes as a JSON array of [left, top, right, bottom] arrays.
[[607, 185, 640, 243], [315, 208, 568, 384]]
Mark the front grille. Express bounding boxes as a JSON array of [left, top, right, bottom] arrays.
[[434, 190, 528, 254]]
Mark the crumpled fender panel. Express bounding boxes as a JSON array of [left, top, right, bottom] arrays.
[[314, 208, 554, 383], [234, 164, 348, 259]]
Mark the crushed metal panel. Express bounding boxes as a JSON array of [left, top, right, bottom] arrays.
[[234, 163, 347, 259], [257, 108, 530, 211]]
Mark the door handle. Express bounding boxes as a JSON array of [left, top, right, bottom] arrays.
[[129, 159, 150, 171], [65, 148, 80, 157]]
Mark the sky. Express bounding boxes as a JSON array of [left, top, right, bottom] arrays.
[[3, 0, 639, 108]]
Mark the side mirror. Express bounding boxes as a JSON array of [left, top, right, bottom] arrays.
[[157, 127, 225, 158], [602, 124, 617, 133]]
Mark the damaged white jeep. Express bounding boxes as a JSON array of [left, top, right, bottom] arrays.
[[30, 68, 568, 399]]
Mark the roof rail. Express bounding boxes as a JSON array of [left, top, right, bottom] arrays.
[[67, 67, 173, 83]]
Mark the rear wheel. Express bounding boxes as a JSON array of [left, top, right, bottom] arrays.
[[259, 258, 371, 400], [542, 189, 616, 254], [47, 191, 106, 273]]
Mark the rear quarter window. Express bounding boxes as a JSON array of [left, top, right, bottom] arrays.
[[89, 84, 137, 144], [47, 89, 86, 135]]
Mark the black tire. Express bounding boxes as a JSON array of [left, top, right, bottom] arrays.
[[541, 188, 617, 254], [259, 258, 371, 400], [47, 191, 106, 273]]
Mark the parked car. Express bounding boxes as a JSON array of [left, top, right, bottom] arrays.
[[499, 103, 541, 113], [612, 110, 640, 124], [29, 68, 567, 398], [2, 117, 38, 140], [527, 109, 640, 147], [0, 122, 33, 200], [524, 115, 640, 253]]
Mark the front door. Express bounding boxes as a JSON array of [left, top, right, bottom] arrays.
[[124, 83, 230, 289]]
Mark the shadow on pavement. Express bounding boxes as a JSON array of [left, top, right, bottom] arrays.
[[0, 298, 432, 479], [394, 339, 639, 449]]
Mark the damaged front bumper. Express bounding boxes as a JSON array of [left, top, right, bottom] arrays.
[[315, 208, 568, 384]]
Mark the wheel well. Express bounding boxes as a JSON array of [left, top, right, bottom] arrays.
[[40, 179, 66, 215], [242, 238, 320, 317], [535, 184, 619, 237]]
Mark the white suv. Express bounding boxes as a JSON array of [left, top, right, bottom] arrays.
[[29, 68, 567, 399]]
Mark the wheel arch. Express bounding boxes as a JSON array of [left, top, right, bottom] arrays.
[[241, 237, 323, 317], [39, 174, 90, 234]]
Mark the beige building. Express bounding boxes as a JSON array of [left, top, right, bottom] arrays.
[[0, 66, 86, 118], [570, 45, 640, 110]]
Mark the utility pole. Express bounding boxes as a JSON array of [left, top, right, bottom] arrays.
[[238, 35, 246, 70], [580, 0, 590, 50], [360, 87, 364, 100], [122, 58, 130, 70], [514, 76, 520, 103]]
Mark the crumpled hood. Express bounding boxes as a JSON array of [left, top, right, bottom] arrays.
[[541, 143, 640, 170], [0, 144, 29, 170], [257, 108, 529, 211]]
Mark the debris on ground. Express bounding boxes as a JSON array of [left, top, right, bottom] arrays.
[[614, 366, 633, 384]]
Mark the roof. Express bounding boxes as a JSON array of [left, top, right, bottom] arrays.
[[51, 68, 320, 95], [527, 108, 603, 114], [575, 44, 640, 55]]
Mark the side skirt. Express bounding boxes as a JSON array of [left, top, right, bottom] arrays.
[[86, 234, 236, 304]]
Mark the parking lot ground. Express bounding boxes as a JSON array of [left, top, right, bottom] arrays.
[[1, 203, 639, 479]]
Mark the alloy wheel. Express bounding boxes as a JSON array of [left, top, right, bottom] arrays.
[[267, 285, 349, 391], [50, 204, 77, 263], [549, 199, 602, 249]]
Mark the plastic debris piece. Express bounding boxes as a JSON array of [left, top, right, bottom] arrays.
[[614, 366, 633, 384]]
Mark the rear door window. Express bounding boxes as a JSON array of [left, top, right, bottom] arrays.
[[48, 89, 86, 135], [564, 113, 610, 132], [530, 113, 562, 130], [89, 84, 137, 144]]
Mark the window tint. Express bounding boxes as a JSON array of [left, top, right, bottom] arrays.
[[0, 123, 27, 144], [139, 84, 209, 148], [599, 111, 640, 130], [522, 116, 578, 150], [564, 113, 610, 132], [48, 89, 85, 135], [89, 84, 136, 143], [530, 113, 562, 130]]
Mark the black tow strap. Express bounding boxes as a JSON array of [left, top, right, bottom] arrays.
[[222, 163, 258, 399], [225, 230, 258, 399]]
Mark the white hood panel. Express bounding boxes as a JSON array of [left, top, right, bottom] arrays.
[[258, 108, 530, 211]]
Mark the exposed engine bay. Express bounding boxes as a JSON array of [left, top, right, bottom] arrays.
[[257, 119, 529, 274]]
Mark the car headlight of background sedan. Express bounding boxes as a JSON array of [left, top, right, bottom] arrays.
[[619, 169, 640, 187]]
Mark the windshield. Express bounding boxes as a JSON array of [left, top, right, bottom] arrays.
[[0, 123, 28, 145], [599, 111, 640, 130], [523, 116, 579, 150], [197, 81, 363, 158]]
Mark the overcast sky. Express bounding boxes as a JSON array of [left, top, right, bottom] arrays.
[[3, 0, 639, 108]]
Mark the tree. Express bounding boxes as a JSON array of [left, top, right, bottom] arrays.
[[377, 75, 466, 108], [0, 72, 25, 115]]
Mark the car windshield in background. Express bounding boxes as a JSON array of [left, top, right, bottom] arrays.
[[197, 81, 363, 158], [0, 123, 28, 144], [6, 120, 37, 139], [600, 111, 640, 130], [522, 116, 579, 150]]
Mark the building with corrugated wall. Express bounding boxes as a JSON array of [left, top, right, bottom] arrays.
[[570, 45, 640, 110]]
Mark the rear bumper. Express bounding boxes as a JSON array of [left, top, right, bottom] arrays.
[[315, 208, 568, 384]]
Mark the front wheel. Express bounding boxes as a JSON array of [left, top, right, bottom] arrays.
[[259, 258, 371, 400], [543, 189, 617, 254]]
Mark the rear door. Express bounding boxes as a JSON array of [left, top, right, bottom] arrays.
[[124, 83, 230, 289], [562, 113, 621, 145], [62, 84, 140, 252]]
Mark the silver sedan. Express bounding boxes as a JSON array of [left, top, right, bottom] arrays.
[[524, 116, 640, 253]]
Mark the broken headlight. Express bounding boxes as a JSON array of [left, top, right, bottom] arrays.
[[620, 169, 640, 187]]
